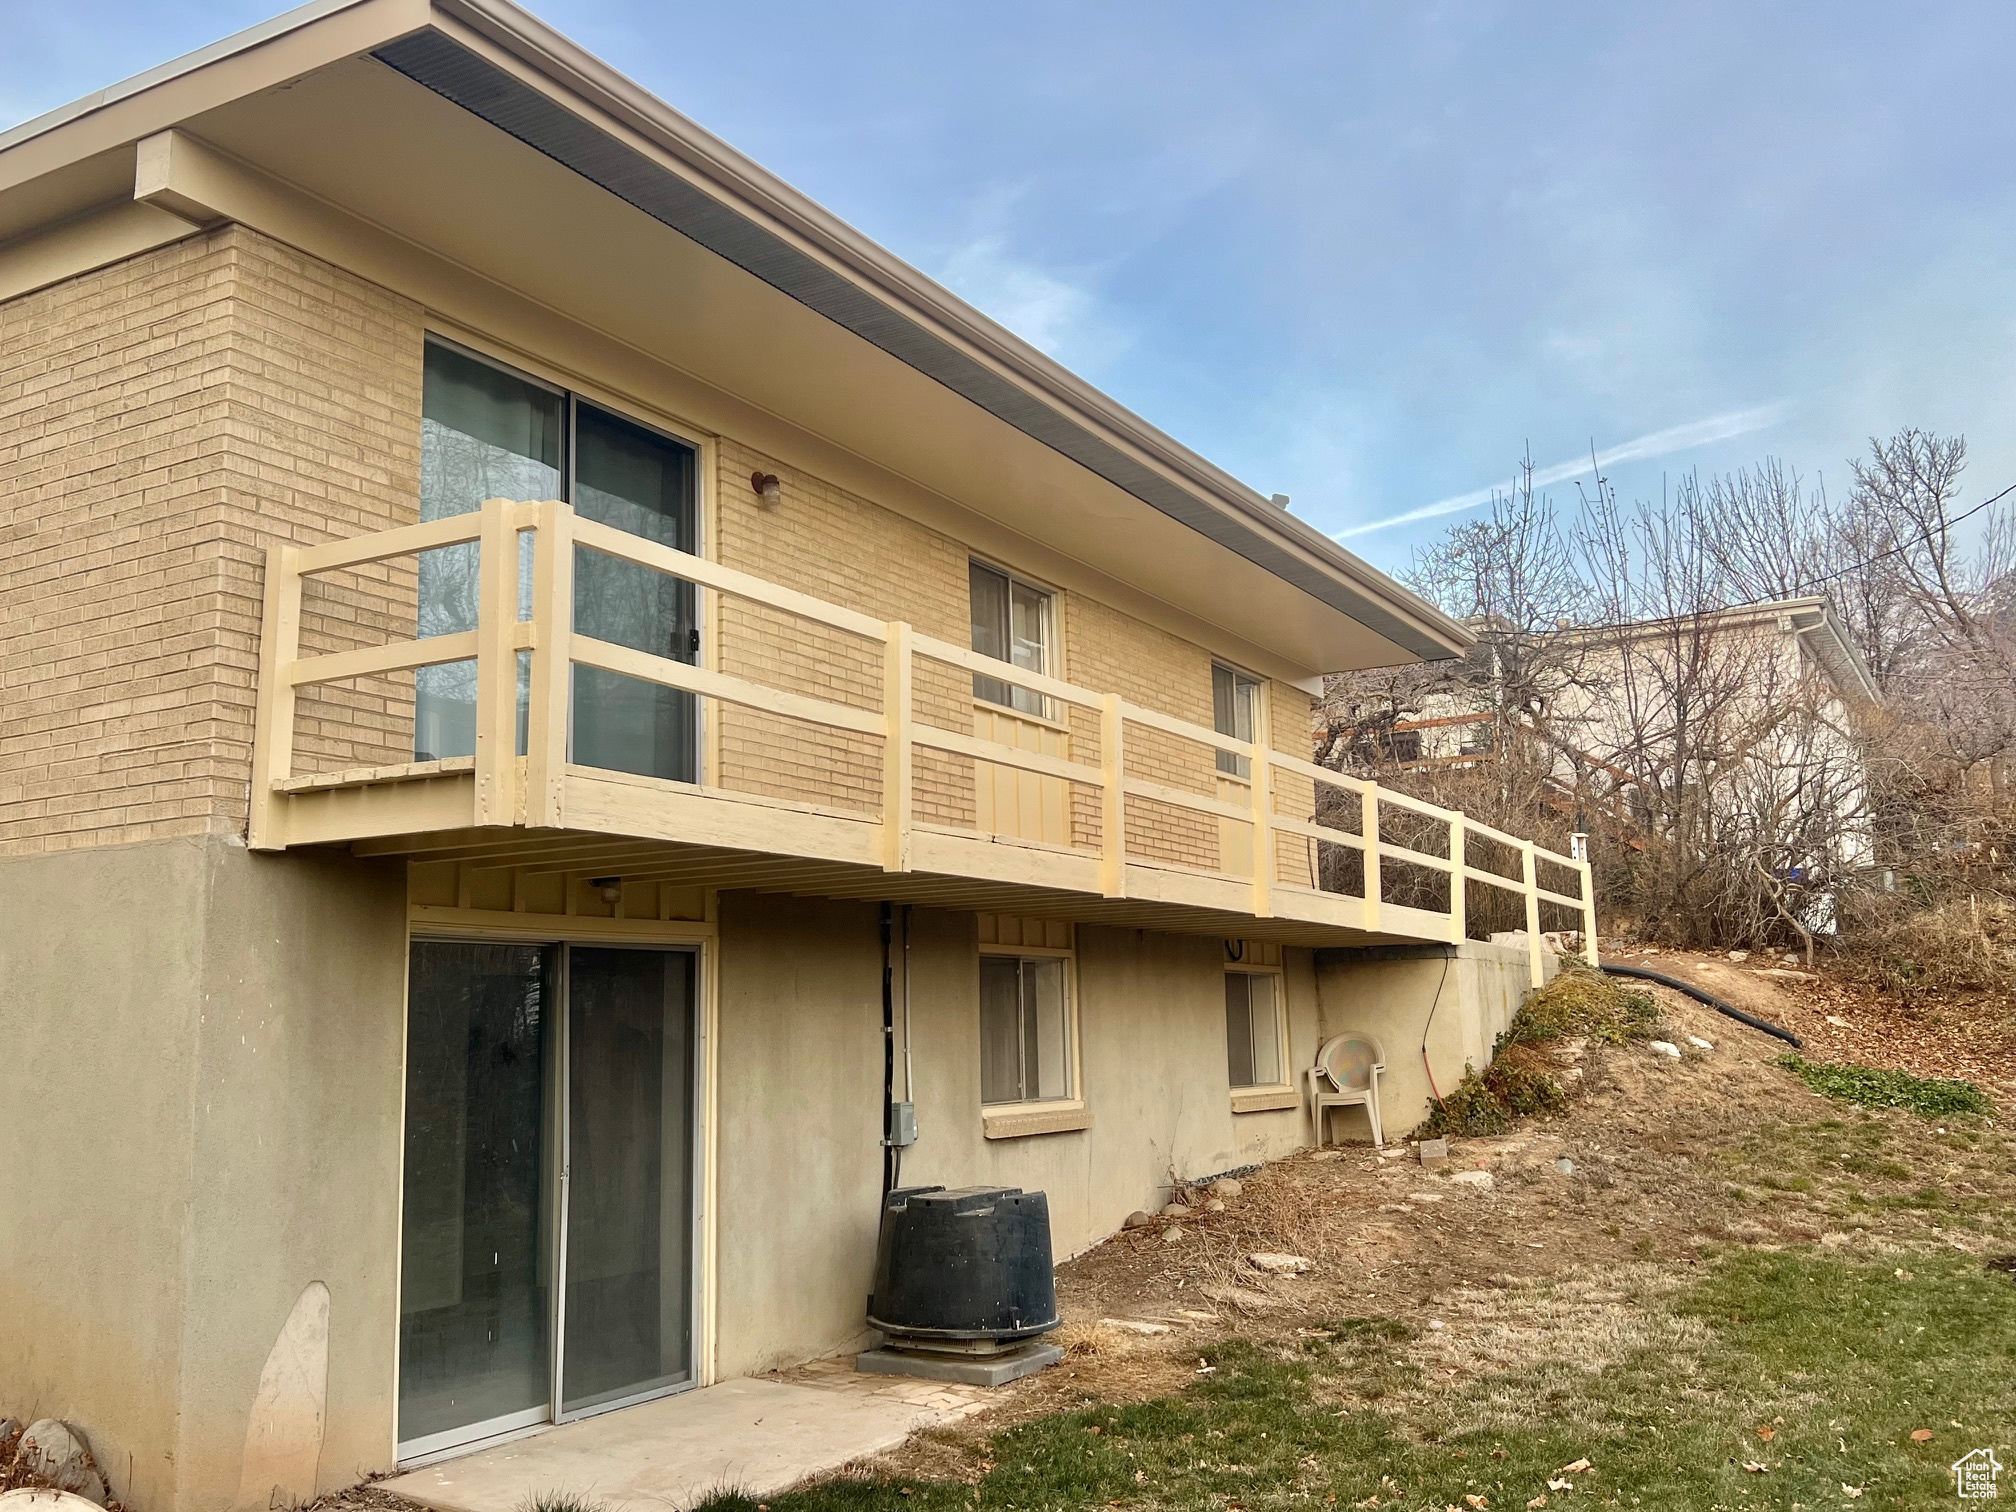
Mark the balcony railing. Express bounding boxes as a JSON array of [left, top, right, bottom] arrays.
[[249, 498, 1597, 979]]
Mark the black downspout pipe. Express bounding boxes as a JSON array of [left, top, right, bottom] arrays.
[[880, 901, 897, 1197], [1599, 961, 1804, 1048]]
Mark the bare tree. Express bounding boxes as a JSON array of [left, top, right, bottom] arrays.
[[1321, 427, 2016, 963]]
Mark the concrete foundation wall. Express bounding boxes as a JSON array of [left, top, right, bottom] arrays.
[[4, 847, 1532, 1509], [0, 836, 408, 1512], [1312, 941, 1549, 1139], [709, 895, 1321, 1379]]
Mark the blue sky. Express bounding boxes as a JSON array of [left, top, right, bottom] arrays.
[[8, 0, 2015, 572]]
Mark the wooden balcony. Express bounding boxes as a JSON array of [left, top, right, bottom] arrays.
[[249, 499, 1596, 977]]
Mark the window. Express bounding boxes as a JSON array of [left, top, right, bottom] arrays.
[[415, 338, 700, 783], [1213, 663, 1262, 778], [979, 954, 1073, 1104], [1224, 970, 1284, 1088], [970, 560, 1053, 717]]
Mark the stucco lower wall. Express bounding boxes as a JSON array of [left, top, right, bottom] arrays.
[[0, 836, 407, 1512], [1311, 941, 1548, 1140], [709, 896, 1321, 1379], [0, 838, 206, 1512]]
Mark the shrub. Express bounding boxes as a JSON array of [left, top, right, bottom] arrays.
[[1485, 1041, 1570, 1116], [1507, 966, 1659, 1046], [1415, 967, 1655, 1137], [1777, 1055, 1993, 1117], [1416, 1066, 1514, 1138]]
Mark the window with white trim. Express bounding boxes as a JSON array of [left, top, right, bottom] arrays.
[[980, 953, 1074, 1104], [1213, 662, 1261, 778], [1224, 969, 1285, 1088], [970, 560, 1054, 717]]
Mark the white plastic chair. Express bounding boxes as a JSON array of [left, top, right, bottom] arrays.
[[1306, 1032, 1386, 1147]]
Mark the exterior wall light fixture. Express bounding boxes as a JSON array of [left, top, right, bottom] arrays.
[[751, 471, 783, 508]]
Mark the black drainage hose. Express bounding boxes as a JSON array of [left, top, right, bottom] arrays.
[[1598, 961, 1804, 1049]]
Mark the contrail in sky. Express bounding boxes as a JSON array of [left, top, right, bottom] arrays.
[[1334, 401, 1792, 540]]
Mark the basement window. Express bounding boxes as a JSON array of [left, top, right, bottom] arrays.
[[979, 953, 1074, 1105], [1224, 969, 1286, 1088]]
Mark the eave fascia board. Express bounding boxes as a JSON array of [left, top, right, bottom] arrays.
[[0, 0, 432, 194], [0, 0, 373, 154], [417, 0, 1473, 662], [0, 0, 1469, 665]]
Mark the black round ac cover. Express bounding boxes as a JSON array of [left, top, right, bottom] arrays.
[[867, 1184, 1060, 1340]]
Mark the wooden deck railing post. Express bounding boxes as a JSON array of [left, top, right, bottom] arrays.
[[1447, 814, 1467, 946], [1579, 858, 1601, 966], [1520, 841, 1545, 986], [1360, 784, 1382, 932], [524, 500, 574, 828], [247, 542, 303, 851], [1099, 693, 1126, 897], [882, 620, 914, 872], [472, 498, 519, 828], [1250, 695, 1273, 918]]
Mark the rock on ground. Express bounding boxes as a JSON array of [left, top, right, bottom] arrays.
[[12, 1421, 108, 1508]]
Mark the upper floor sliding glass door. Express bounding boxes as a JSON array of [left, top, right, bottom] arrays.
[[415, 338, 699, 784]]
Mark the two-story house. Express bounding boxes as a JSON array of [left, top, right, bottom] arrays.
[[0, 3, 1595, 1507]]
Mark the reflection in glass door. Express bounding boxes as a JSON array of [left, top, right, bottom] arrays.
[[561, 948, 696, 1412], [399, 941, 698, 1461], [398, 943, 556, 1456], [411, 337, 702, 783], [569, 404, 699, 784]]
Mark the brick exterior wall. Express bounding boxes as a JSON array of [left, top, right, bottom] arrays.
[[711, 438, 976, 825], [0, 226, 423, 857], [1269, 675, 1321, 887], [0, 226, 1312, 883]]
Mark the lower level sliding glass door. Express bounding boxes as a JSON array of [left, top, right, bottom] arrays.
[[560, 946, 696, 1414], [399, 941, 698, 1462]]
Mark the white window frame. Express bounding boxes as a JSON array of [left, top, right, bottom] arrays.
[[977, 942, 1088, 1139], [1224, 965, 1292, 1108], [969, 557, 1060, 722], [1213, 661, 1263, 780]]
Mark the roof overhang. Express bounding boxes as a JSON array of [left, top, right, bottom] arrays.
[[0, 0, 1471, 679]]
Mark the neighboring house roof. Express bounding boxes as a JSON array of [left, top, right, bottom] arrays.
[[1544, 596, 1881, 706], [0, 0, 1473, 679]]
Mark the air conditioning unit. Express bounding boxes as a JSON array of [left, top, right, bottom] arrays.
[[858, 1185, 1062, 1386]]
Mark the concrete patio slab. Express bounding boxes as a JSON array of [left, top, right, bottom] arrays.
[[382, 1375, 979, 1512]]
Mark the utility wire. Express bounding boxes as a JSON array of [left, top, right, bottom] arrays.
[[1798, 480, 2016, 590]]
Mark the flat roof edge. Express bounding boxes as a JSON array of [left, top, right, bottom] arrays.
[[0, 0, 376, 155], [430, 0, 1471, 660], [0, 0, 1472, 664]]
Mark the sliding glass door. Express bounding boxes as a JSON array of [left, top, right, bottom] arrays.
[[414, 337, 701, 784], [398, 943, 556, 1451], [560, 947, 696, 1413], [399, 941, 699, 1461]]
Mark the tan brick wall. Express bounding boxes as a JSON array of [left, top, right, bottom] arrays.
[[1269, 677, 1321, 888], [1061, 595, 1220, 868], [706, 442, 1312, 883], [711, 439, 974, 824], [0, 223, 1301, 882], [0, 226, 424, 856]]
